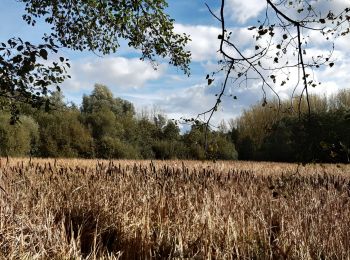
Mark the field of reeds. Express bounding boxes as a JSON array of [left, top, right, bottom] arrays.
[[0, 158, 350, 259]]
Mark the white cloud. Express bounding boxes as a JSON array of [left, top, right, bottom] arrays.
[[174, 24, 221, 62], [62, 57, 166, 93], [226, 0, 266, 24], [174, 23, 254, 62], [93, 57, 165, 86], [310, 57, 350, 96], [141, 84, 250, 127], [309, 0, 350, 16]]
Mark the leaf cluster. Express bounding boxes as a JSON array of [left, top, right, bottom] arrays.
[[0, 37, 69, 122], [20, 0, 191, 74]]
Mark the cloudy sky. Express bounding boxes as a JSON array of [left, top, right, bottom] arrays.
[[1, 0, 350, 127]]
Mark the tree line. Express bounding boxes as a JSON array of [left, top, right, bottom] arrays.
[[0, 84, 237, 160], [232, 90, 350, 163], [0, 83, 348, 163]]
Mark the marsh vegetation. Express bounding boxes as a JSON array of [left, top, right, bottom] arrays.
[[0, 158, 349, 259]]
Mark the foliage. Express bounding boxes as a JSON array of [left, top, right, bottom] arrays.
[[0, 113, 38, 156], [207, 133, 238, 160], [259, 117, 296, 162], [20, 0, 191, 74], [96, 136, 139, 159], [234, 89, 350, 163], [35, 109, 94, 158], [0, 38, 70, 120]]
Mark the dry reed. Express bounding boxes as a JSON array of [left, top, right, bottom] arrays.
[[0, 158, 349, 259]]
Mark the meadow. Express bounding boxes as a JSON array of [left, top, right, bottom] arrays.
[[0, 158, 349, 259]]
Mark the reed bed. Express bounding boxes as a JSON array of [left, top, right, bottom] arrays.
[[0, 158, 349, 259]]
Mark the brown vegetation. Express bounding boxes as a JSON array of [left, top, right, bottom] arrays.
[[0, 158, 349, 259]]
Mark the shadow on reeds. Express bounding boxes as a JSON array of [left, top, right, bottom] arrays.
[[55, 207, 116, 257], [54, 206, 174, 259], [55, 207, 133, 258]]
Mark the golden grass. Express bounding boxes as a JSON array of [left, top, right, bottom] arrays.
[[0, 157, 349, 259]]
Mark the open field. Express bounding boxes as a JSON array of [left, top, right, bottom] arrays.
[[0, 158, 350, 259]]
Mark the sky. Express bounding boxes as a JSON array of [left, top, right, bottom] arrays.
[[1, 0, 350, 128]]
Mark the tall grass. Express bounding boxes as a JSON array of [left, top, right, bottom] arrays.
[[0, 158, 349, 259]]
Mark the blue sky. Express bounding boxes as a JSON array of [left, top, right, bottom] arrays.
[[1, 0, 350, 127]]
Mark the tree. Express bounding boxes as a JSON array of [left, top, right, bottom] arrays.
[[152, 120, 185, 159], [135, 118, 158, 158], [201, 0, 350, 130], [260, 118, 296, 162], [36, 109, 94, 158], [236, 136, 255, 161], [0, 113, 39, 156], [1, 1, 191, 118], [183, 123, 207, 160], [162, 120, 180, 141], [97, 136, 139, 159]]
